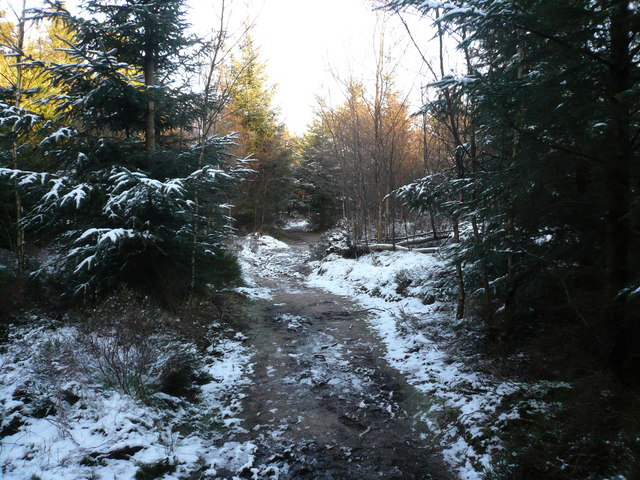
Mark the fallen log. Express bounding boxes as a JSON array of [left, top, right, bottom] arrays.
[[393, 230, 452, 244], [412, 247, 439, 254], [397, 236, 449, 247], [357, 243, 439, 254]]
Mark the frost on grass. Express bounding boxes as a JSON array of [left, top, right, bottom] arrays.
[[0, 318, 255, 479], [309, 250, 568, 480]]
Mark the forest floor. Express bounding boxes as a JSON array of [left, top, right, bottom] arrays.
[[230, 230, 453, 479], [1, 229, 545, 480], [232, 229, 564, 480]]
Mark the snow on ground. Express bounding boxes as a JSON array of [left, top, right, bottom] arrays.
[[233, 234, 508, 478], [282, 217, 312, 231], [0, 317, 255, 479], [233, 234, 291, 299], [233, 234, 304, 300], [308, 250, 524, 480]]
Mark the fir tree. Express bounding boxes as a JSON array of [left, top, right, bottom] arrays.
[[387, 0, 640, 476], [1, 0, 248, 303], [290, 121, 342, 230], [225, 32, 292, 231], [387, 0, 640, 374]]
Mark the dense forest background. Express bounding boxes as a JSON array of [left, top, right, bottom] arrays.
[[1, 0, 639, 478]]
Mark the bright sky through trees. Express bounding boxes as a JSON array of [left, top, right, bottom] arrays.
[[4, 0, 430, 135], [187, 0, 428, 135]]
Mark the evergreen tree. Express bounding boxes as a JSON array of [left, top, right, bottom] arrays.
[[225, 32, 292, 231], [387, 0, 640, 476], [0, 0, 248, 303], [387, 0, 640, 373], [66, 0, 195, 164], [290, 121, 342, 230]]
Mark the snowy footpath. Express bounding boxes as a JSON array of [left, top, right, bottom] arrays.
[[231, 232, 452, 479], [235, 231, 538, 480]]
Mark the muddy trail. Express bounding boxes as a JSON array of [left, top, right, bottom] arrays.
[[225, 231, 453, 480]]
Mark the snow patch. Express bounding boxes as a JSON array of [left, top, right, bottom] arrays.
[[283, 217, 312, 231], [308, 250, 533, 480], [234, 234, 304, 292], [0, 321, 254, 479]]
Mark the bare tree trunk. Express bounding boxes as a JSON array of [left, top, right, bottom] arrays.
[[428, 211, 437, 239], [462, 35, 494, 323], [389, 151, 396, 247], [421, 104, 440, 241], [189, 1, 234, 295], [605, 0, 633, 377], [452, 215, 465, 318], [374, 90, 383, 243], [352, 89, 367, 246], [436, 10, 466, 318], [421, 108, 430, 172], [372, 18, 387, 243], [260, 176, 270, 231], [470, 132, 493, 323], [12, 3, 26, 282], [503, 28, 528, 327]]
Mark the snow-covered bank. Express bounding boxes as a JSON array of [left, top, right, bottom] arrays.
[[0, 317, 255, 479], [308, 251, 527, 480]]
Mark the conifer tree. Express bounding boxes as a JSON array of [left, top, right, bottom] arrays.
[[387, 0, 640, 370], [225, 32, 292, 231], [1, 0, 248, 303], [65, 0, 194, 164], [387, 0, 640, 474], [291, 121, 342, 230]]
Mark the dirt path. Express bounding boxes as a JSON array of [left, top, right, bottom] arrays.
[[229, 231, 452, 479]]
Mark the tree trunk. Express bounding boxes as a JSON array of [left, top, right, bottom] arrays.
[[12, 5, 26, 282], [452, 216, 465, 319], [389, 157, 396, 246], [144, 40, 156, 165], [435, 9, 466, 318], [503, 28, 528, 328], [429, 211, 438, 240], [605, 0, 633, 377], [374, 22, 386, 243], [190, 1, 229, 296]]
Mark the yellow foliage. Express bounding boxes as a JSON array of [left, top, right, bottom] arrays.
[[0, 13, 74, 118]]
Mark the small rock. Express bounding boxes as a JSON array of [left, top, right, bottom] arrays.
[[0, 415, 25, 438]]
